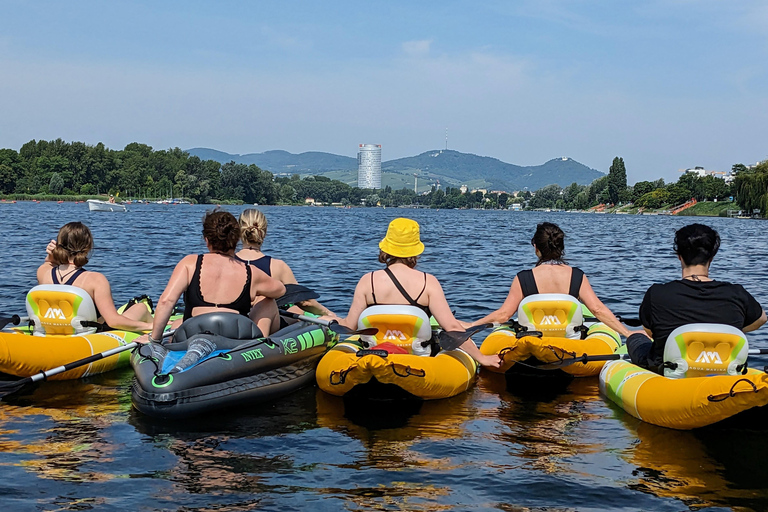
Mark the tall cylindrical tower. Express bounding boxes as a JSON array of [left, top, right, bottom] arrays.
[[357, 144, 382, 189]]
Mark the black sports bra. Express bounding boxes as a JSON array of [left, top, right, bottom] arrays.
[[517, 267, 584, 298], [183, 254, 253, 320], [370, 267, 432, 317]]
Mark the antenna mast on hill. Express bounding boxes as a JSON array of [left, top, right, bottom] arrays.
[[445, 128, 448, 150]]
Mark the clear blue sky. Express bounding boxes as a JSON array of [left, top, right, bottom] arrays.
[[1, 0, 766, 182]]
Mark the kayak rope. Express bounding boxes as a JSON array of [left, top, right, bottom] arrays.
[[391, 364, 426, 378], [707, 378, 758, 402], [546, 346, 577, 364], [498, 346, 518, 362], [330, 367, 354, 386]]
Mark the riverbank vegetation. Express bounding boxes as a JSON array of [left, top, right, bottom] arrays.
[[0, 139, 764, 216]]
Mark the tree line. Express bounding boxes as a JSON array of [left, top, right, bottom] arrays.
[[0, 140, 763, 214]]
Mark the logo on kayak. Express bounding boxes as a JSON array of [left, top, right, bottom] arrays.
[[282, 338, 298, 354], [242, 348, 264, 362], [538, 315, 562, 326], [44, 307, 67, 320], [384, 329, 407, 341], [694, 351, 723, 365]]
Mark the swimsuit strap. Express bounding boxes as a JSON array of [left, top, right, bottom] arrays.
[[383, 267, 422, 308], [414, 272, 428, 302], [370, 271, 378, 305], [569, 267, 584, 298], [517, 269, 539, 297], [51, 266, 86, 285]]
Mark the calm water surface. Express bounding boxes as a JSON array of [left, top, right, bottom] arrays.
[[1, 202, 767, 512]]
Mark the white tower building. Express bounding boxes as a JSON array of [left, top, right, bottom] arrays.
[[357, 144, 382, 189]]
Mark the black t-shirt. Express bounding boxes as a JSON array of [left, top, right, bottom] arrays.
[[639, 279, 764, 365]]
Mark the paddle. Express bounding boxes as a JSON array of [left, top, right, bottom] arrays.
[[584, 315, 643, 327], [279, 310, 379, 336], [436, 323, 494, 351], [276, 284, 320, 309], [0, 315, 28, 330], [535, 348, 768, 370], [0, 329, 176, 399]]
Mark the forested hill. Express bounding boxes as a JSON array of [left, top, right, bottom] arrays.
[[382, 150, 604, 191], [186, 148, 604, 191], [187, 148, 357, 173]]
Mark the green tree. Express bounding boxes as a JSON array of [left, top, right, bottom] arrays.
[[607, 157, 627, 205], [49, 172, 64, 194]]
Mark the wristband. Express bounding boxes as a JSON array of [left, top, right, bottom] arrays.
[[148, 333, 162, 343]]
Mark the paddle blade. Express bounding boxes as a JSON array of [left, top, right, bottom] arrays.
[[327, 321, 378, 336], [276, 284, 320, 309], [437, 323, 493, 351], [0, 377, 32, 399]]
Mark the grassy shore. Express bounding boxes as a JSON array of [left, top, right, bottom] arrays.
[[675, 201, 734, 217]]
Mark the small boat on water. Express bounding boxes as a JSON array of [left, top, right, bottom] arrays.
[[87, 199, 127, 212], [131, 312, 333, 419]]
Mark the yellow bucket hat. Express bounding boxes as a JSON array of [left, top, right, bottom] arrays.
[[379, 218, 425, 258]]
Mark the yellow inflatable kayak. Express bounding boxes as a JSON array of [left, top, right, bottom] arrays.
[[0, 329, 141, 380], [600, 359, 768, 429], [480, 322, 621, 377], [316, 340, 478, 400]]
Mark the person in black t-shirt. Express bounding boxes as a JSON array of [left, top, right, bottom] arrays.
[[627, 223, 766, 373]]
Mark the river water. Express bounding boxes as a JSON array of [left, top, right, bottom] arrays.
[[1, 202, 767, 512]]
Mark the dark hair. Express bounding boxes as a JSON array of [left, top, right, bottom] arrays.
[[51, 222, 92, 267], [674, 224, 720, 266], [531, 222, 565, 265], [378, 250, 418, 269], [202, 209, 241, 253]]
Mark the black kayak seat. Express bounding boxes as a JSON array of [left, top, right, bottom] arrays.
[[173, 312, 262, 343]]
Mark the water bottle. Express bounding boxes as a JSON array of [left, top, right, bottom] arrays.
[[171, 337, 217, 373]]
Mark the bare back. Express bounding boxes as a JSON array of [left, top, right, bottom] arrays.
[[529, 264, 579, 295]]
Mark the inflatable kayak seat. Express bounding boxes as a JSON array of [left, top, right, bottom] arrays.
[[26, 284, 99, 336], [172, 312, 262, 343], [517, 293, 584, 339], [358, 305, 433, 356], [663, 323, 749, 379]]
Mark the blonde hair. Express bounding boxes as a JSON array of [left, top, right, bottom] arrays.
[[239, 209, 268, 248], [51, 222, 93, 267]]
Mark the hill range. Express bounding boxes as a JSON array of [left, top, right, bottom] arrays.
[[186, 148, 604, 193]]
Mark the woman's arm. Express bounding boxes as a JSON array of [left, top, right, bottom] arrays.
[[252, 269, 287, 300], [463, 278, 523, 328], [745, 310, 767, 332], [579, 276, 636, 337], [89, 272, 154, 332], [427, 275, 501, 368], [148, 255, 196, 340], [273, 259, 335, 316]]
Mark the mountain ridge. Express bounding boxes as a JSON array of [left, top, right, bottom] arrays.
[[186, 147, 604, 191]]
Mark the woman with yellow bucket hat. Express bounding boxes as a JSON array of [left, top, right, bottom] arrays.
[[333, 217, 502, 369]]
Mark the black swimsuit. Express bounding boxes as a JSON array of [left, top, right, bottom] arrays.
[[51, 266, 102, 319], [183, 254, 253, 321], [370, 267, 432, 318], [236, 254, 272, 276], [517, 267, 585, 298]]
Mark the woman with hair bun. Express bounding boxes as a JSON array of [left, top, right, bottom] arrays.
[[145, 209, 286, 343], [236, 209, 335, 317], [37, 221, 154, 332], [462, 222, 634, 337]]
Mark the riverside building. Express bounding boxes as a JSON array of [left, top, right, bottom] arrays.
[[357, 144, 382, 189]]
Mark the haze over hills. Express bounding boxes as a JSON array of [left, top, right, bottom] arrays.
[[186, 147, 604, 192]]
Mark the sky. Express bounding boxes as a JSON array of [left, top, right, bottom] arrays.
[[1, 0, 767, 183]]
